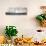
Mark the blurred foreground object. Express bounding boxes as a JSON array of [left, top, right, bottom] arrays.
[[0, 36, 6, 44], [14, 37, 33, 45]]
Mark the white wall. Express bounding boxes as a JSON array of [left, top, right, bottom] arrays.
[[0, 0, 46, 39]]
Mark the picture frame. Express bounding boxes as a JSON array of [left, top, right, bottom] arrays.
[[5, 7, 27, 15]]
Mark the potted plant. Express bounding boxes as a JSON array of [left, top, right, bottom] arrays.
[[36, 6, 46, 27], [5, 26, 18, 43], [36, 14, 46, 26]]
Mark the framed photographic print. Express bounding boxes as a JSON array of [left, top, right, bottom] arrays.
[[5, 7, 27, 15]]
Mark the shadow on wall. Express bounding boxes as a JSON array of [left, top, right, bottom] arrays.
[[29, 16, 40, 27]]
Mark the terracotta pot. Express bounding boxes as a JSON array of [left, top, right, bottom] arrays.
[[41, 20, 46, 27]]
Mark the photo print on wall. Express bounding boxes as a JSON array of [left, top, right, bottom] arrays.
[[5, 7, 27, 15]]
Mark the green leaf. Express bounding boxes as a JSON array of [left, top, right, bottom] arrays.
[[44, 15, 46, 20], [36, 15, 44, 21], [5, 26, 18, 38]]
